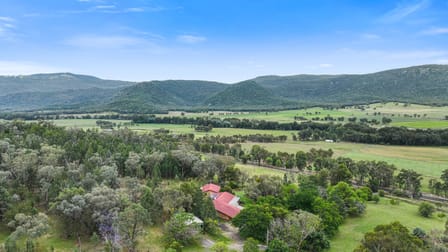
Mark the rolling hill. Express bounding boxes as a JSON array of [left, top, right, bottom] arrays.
[[1, 64, 448, 112]]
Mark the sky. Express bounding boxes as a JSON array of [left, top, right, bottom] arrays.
[[0, 0, 448, 83]]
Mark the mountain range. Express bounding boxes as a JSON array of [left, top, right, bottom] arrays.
[[1, 64, 448, 112]]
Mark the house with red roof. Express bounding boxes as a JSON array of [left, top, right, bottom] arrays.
[[201, 183, 242, 220]]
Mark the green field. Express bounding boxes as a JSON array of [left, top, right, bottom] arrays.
[[161, 102, 448, 128], [239, 141, 448, 192], [48, 119, 298, 137], [330, 198, 446, 251], [47, 118, 448, 188], [235, 163, 288, 177]]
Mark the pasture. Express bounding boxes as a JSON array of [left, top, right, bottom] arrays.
[[161, 102, 448, 128], [329, 198, 446, 251], [48, 119, 448, 188]]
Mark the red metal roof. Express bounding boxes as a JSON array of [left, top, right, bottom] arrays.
[[213, 199, 241, 218], [201, 183, 221, 193], [215, 192, 235, 204]]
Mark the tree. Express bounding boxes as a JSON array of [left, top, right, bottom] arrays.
[[211, 242, 229, 252], [267, 239, 290, 252], [51, 187, 87, 238], [329, 163, 352, 185], [287, 179, 318, 212], [396, 169, 422, 198], [250, 145, 269, 166], [418, 202, 435, 218], [243, 237, 259, 252], [232, 204, 273, 241], [7, 212, 50, 241], [0, 185, 10, 220], [354, 222, 424, 252], [118, 203, 150, 252], [328, 182, 365, 217], [312, 197, 343, 237], [295, 151, 307, 171], [244, 175, 283, 201], [267, 210, 321, 251], [163, 212, 201, 247]]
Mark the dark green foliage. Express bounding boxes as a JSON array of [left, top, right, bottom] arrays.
[[354, 222, 425, 252], [312, 197, 343, 237], [204, 81, 294, 109], [287, 179, 319, 212], [328, 182, 366, 217], [396, 169, 422, 198], [243, 238, 259, 252], [163, 212, 201, 247], [232, 204, 273, 242], [301, 231, 330, 252], [254, 64, 448, 107], [418, 202, 435, 217], [266, 239, 290, 252]]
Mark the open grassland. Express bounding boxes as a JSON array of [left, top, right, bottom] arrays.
[[162, 102, 448, 128], [48, 119, 448, 188], [235, 163, 287, 177], [329, 198, 446, 252], [240, 141, 448, 191], [49, 119, 297, 137]]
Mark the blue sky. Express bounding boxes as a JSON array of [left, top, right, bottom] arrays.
[[0, 0, 447, 82]]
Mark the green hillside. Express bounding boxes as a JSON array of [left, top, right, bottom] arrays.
[[204, 81, 294, 109], [106, 80, 228, 112], [0, 73, 133, 95], [253, 64, 448, 106], [1, 64, 448, 112]]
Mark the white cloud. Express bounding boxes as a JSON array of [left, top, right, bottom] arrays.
[[380, 0, 430, 23], [0, 16, 16, 40], [177, 35, 206, 44], [436, 59, 448, 64], [0, 16, 14, 22], [361, 33, 381, 40], [65, 35, 145, 48], [422, 27, 448, 35], [93, 5, 116, 10], [126, 7, 145, 12], [0, 61, 65, 75]]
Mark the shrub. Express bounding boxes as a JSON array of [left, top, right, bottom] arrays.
[[378, 190, 385, 197], [372, 194, 380, 204], [211, 242, 229, 252], [390, 199, 400, 205], [243, 238, 259, 252], [437, 212, 446, 218], [418, 202, 435, 218]]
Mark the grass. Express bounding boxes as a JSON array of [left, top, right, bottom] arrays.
[[235, 163, 287, 177], [329, 198, 446, 252], [0, 224, 205, 251], [390, 120, 448, 129], [159, 102, 448, 128], [239, 141, 448, 192]]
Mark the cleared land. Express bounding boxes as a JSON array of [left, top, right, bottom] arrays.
[[48, 119, 448, 188], [162, 102, 448, 128], [330, 198, 446, 251]]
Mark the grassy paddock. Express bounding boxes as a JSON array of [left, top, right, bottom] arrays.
[[239, 141, 448, 191], [235, 163, 287, 177], [158, 102, 448, 128], [329, 198, 446, 251]]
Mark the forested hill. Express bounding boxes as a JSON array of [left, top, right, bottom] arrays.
[[0, 73, 133, 95], [106, 64, 448, 111], [1, 64, 448, 112], [252, 64, 448, 106]]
